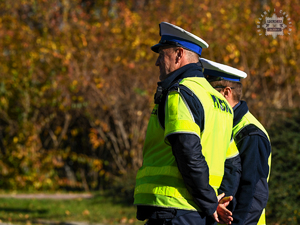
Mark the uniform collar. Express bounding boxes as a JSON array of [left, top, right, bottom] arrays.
[[233, 101, 241, 110], [157, 62, 204, 90], [233, 100, 249, 127]]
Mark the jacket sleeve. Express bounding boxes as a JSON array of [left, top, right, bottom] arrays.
[[232, 128, 271, 225], [218, 141, 242, 211], [168, 133, 218, 216]]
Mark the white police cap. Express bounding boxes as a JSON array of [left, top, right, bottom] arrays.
[[200, 58, 247, 82], [151, 22, 209, 56]]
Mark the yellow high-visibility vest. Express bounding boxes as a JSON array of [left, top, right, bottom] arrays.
[[134, 77, 233, 211]]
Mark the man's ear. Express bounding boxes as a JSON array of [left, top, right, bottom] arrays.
[[223, 87, 232, 99], [175, 48, 184, 63]]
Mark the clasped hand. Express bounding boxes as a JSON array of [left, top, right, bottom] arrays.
[[212, 193, 233, 224]]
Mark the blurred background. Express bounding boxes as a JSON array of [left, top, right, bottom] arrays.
[[0, 0, 299, 224]]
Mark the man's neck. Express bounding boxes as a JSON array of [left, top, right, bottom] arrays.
[[229, 100, 239, 108], [231, 101, 240, 109]]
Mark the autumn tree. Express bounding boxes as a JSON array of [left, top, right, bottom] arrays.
[[0, 3, 299, 224]]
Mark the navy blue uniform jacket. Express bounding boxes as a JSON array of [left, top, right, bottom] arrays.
[[230, 101, 271, 225]]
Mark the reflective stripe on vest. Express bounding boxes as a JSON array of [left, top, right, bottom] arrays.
[[135, 165, 223, 194]]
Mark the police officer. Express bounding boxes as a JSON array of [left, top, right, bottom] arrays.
[[134, 22, 235, 225], [201, 58, 272, 225]]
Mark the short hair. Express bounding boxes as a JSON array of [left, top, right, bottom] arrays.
[[172, 47, 199, 63], [209, 80, 243, 101], [184, 49, 199, 63]]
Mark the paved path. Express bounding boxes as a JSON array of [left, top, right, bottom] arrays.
[[0, 193, 93, 199]]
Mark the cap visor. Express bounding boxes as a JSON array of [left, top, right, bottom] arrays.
[[151, 43, 176, 53]]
